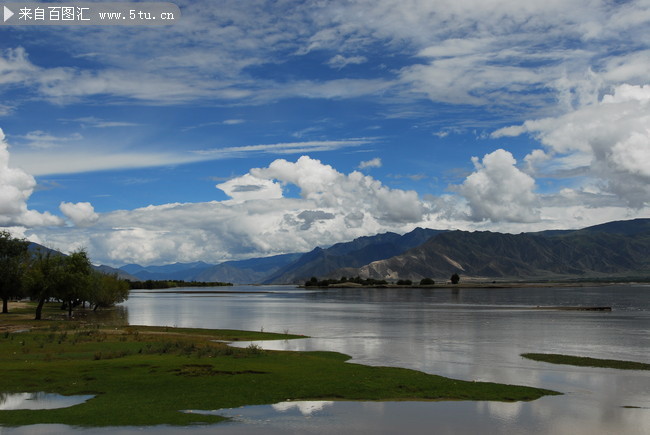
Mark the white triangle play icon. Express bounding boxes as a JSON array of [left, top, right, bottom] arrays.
[[4, 6, 14, 22]]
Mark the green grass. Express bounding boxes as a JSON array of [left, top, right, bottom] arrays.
[[522, 353, 650, 370], [0, 303, 559, 427]]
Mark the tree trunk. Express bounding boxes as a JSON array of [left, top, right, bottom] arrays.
[[35, 297, 46, 320], [2, 297, 8, 314]]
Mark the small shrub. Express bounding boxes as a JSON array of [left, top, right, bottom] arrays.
[[245, 343, 265, 356]]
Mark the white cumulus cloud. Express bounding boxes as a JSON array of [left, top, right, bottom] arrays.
[[494, 84, 650, 208], [217, 173, 284, 202], [457, 149, 540, 223], [0, 128, 62, 227], [358, 157, 382, 170], [22, 152, 650, 266], [59, 202, 99, 227], [26, 156, 430, 265], [252, 156, 423, 224]]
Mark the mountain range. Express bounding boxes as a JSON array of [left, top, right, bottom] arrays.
[[120, 261, 215, 281], [260, 227, 443, 284], [119, 228, 443, 284], [347, 220, 650, 281], [119, 218, 650, 284], [195, 253, 304, 283]]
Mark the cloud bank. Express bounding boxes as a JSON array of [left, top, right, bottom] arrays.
[[494, 84, 650, 208], [2, 0, 648, 120], [0, 129, 62, 227], [458, 149, 540, 223], [3, 0, 650, 264], [25, 156, 429, 264], [59, 202, 99, 227], [18, 151, 647, 266]]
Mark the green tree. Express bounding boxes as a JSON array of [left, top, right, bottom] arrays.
[[450, 273, 460, 284], [56, 250, 93, 317], [26, 248, 128, 319], [25, 250, 65, 320], [0, 231, 30, 313], [420, 278, 435, 285], [89, 272, 129, 311]]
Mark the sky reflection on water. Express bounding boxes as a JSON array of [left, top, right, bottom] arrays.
[[1, 285, 648, 434], [0, 393, 94, 411]]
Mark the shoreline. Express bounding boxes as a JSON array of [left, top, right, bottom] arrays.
[[0, 302, 559, 427], [301, 281, 648, 289]]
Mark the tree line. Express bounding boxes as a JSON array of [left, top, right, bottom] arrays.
[[305, 274, 460, 287], [305, 276, 389, 287], [0, 231, 129, 319]]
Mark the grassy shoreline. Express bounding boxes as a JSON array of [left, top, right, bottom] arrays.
[[0, 302, 559, 427], [522, 353, 650, 370], [306, 280, 647, 289]]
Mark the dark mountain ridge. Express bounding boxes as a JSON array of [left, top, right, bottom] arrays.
[[262, 227, 445, 284], [348, 219, 650, 281], [114, 218, 650, 284]]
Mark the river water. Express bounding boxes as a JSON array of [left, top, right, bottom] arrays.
[[2, 285, 649, 434]]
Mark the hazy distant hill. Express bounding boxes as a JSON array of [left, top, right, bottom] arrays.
[[29, 243, 139, 281], [533, 218, 650, 237], [195, 253, 303, 284], [120, 261, 215, 281], [571, 218, 650, 236], [346, 219, 650, 281], [120, 254, 304, 284], [263, 227, 445, 284], [92, 265, 140, 281], [27, 242, 60, 257]]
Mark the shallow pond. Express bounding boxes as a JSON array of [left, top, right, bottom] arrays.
[[2, 285, 649, 434], [0, 393, 94, 411]]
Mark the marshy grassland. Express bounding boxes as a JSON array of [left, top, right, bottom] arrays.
[[0, 302, 559, 427], [522, 353, 650, 370]]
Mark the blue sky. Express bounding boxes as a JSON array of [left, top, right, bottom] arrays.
[[1, 0, 649, 266]]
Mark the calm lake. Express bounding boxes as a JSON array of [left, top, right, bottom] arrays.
[[3, 285, 649, 434]]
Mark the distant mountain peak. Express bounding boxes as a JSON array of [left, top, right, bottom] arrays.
[[350, 220, 650, 281]]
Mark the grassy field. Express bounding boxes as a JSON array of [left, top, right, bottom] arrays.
[[522, 353, 650, 370], [0, 302, 559, 427]]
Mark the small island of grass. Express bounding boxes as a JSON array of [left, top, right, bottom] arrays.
[[0, 303, 560, 427], [522, 353, 650, 370]]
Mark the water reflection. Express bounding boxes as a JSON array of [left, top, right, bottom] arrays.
[[188, 400, 335, 419], [1, 285, 648, 434], [122, 285, 650, 434], [272, 401, 333, 415], [0, 392, 94, 410]]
